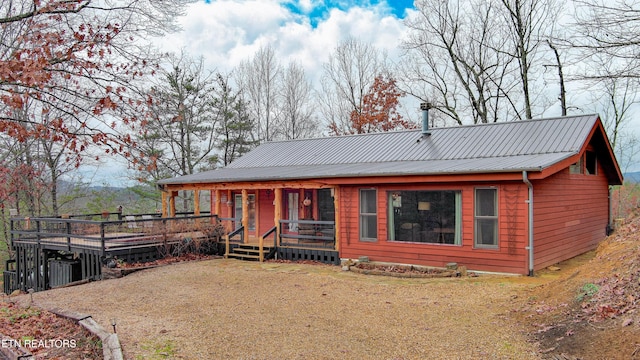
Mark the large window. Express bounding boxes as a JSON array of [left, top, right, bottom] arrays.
[[474, 188, 498, 248], [360, 189, 377, 241], [387, 190, 461, 245]]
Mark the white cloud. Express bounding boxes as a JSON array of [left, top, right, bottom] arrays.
[[154, 0, 408, 87]]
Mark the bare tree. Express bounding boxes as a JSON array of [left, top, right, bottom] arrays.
[[235, 45, 281, 142], [572, 0, 640, 80], [568, 1, 640, 169], [279, 62, 319, 140], [320, 38, 389, 134], [499, 0, 559, 119], [401, 0, 517, 124]]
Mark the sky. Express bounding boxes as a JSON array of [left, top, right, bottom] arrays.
[[155, 0, 413, 84], [88, 0, 416, 186]]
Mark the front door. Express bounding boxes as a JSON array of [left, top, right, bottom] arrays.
[[286, 191, 299, 231], [234, 194, 256, 230]]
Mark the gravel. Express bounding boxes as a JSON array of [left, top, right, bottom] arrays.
[[26, 259, 540, 359]]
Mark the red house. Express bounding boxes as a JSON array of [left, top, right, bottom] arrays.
[[157, 113, 622, 275]]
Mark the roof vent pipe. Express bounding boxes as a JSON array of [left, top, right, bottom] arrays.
[[420, 102, 432, 136]]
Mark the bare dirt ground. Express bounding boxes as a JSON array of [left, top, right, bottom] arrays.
[[16, 259, 540, 359], [4, 214, 639, 359]]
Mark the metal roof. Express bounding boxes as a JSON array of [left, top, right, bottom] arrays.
[[158, 114, 603, 185]]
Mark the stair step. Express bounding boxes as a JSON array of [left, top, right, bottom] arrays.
[[232, 248, 269, 254], [227, 244, 272, 261], [226, 253, 262, 260]]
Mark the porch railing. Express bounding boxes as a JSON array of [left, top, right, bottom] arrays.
[[3, 260, 17, 295], [224, 225, 244, 258], [280, 220, 335, 249]]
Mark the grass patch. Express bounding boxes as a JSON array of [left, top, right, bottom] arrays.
[[576, 282, 600, 302], [138, 340, 177, 359]]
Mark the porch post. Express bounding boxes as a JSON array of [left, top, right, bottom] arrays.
[[333, 186, 340, 252], [193, 189, 200, 216], [214, 189, 222, 216], [161, 191, 168, 217], [242, 189, 249, 244], [274, 187, 282, 246], [169, 191, 178, 217]]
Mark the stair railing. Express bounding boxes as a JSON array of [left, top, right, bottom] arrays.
[[260, 226, 278, 262], [224, 225, 244, 258]]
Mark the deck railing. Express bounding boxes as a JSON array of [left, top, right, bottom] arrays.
[[279, 219, 335, 249], [3, 260, 17, 295], [9, 214, 221, 254]]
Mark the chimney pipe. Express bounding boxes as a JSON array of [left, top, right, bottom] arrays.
[[420, 102, 432, 136]]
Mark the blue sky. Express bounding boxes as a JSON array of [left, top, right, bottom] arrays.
[[283, 0, 414, 26], [156, 0, 413, 82]]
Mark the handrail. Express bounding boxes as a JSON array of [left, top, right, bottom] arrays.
[[225, 226, 244, 258], [259, 226, 277, 262], [279, 219, 335, 249], [9, 214, 221, 254]]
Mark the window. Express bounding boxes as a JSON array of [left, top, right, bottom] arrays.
[[387, 190, 461, 245], [360, 189, 377, 241], [585, 151, 597, 175], [570, 151, 597, 175], [475, 188, 498, 248]]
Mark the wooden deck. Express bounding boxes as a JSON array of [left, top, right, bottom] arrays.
[[4, 214, 340, 294], [9, 214, 219, 254]]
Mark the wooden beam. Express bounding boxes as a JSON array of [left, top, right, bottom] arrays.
[[161, 191, 168, 218], [242, 189, 249, 244], [194, 190, 200, 216], [255, 190, 260, 237], [161, 180, 332, 192], [333, 186, 340, 252], [214, 189, 221, 216], [169, 191, 177, 217], [274, 187, 282, 247]]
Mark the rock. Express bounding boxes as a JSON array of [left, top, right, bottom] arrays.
[[548, 266, 561, 271]]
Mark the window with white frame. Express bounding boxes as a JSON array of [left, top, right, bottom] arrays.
[[474, 188, 498, 248], [360, 189, 377, 241]]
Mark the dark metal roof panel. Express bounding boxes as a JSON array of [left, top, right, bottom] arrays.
[[159, 114, 599, 185], [159, 152, 576, 185]]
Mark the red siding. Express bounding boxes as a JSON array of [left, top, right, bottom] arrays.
[[532, 164, 609, 270], [338, 182, 531, 274], [257, 189, 275, 235]]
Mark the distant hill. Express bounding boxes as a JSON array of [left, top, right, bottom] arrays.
[[624, 172, 640, 183]]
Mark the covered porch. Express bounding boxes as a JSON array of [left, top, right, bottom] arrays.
[[159, 181, 342, 264]]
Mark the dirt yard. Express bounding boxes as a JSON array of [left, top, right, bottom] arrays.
[[19, 259, 543, 359], [8, 213, 640, 360]]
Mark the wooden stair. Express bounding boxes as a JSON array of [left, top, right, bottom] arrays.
[[226, 244, 272, 261]]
